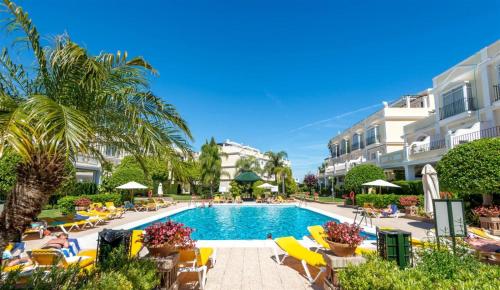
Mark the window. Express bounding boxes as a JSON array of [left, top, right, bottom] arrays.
[[366, 127, 379, 145], [351, 133, 361, 151], [497, 64, 500, 83], [329, 143, 339, 158], [440, 83, 475, 119], [105, 146, 117, 157], [339, 139, 350, 155]]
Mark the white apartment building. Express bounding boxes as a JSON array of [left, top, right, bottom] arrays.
[[74, 145, 126, 183], [398, 40, 500, 179], [218, 140, 290, 190], [323, 91, 435, 184], [322, 40, 500, 184]]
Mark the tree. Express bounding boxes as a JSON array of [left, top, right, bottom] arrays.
[[264, 150, 288, 193], [199, 138, 222, 196], [344, 164, 385, 193], [436, 138, 500, 205], [0, 1, 191, 252], [303, 174, 318, 193], [0, 150, 21, 201], [235, 156, 261, 174]]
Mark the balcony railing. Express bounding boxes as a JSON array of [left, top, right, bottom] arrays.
[[494, 85, 500, 103], [452, 126, 500, 146], [410, 138, 446, 155], [439, 97, 477, 120]]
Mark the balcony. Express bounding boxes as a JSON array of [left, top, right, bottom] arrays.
[[409, 138, 446, 155], [494, 85, 500, 103], [452, 126, 500, 146], [439, 97, 477, 120]]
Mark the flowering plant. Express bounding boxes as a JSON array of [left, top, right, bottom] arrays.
[[473, 206, 500, 218], [399, 196, 418, 207], [323, 221, 364, 247], [74, 197, 92, 207], [141, 220, 196, 249]]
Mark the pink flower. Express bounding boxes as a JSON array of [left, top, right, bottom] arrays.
[[141, 220, 196, 249], [323, 221, 364, 247]]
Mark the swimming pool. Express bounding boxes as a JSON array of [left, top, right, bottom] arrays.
[[133, 205, 376, 240]]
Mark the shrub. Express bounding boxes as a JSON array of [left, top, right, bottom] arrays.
[[0, 150, 22, 201], [252, 180, 265, 196], [387, 180, 424, 195], [355, 194, 422, 208], [323, 221, 363, 247], [436, 138, 500, 202], [344, 164, 385, 193], [57, 193, 122, 214], [338, 248, 500, 290], [399, 196, 418, 207], [141, 220, 195, 249]]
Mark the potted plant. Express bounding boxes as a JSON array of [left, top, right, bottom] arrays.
[[74, 197, 92, 211], [473, 206, 500, 235], [141, 220, 195, 257], [399, 196, 418, 216], [323, 221, 363, 257]]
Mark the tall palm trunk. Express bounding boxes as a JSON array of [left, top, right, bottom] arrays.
[[0, 154, 66, 257]]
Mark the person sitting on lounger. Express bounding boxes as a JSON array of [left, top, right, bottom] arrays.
[[42, 233, 70, 250], [381, 204, 393, 215]]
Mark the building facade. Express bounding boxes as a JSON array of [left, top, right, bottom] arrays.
[[322, 40, 500, 184], [75, 145, 126, 184], [324, 91, 435, 184], [218, 140, 290, 190]]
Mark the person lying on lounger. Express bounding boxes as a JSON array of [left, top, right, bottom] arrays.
[[42, 233, 70, 250]]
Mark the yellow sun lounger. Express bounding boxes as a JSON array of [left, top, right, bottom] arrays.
[[213, 196, 222, 203], [30, 249, 95, 271], [178, 247, 217, 289], [273, 236, 326, 284], [130, 230, 144, 257]]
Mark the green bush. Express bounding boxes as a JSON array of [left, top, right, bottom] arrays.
[[0, 150, 22, 201], [338, 249, 500, 290], [355, 194, 422, 208], [344, 164, 385, 193], [57, 193, 122, 214], [437, 138, 500, 197], [386, 180, 424, 195]]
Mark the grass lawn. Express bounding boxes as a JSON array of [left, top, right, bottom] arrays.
[[38, 208, 63, 219], [315, 196, 344, 203], [165, 194, 192, 201]]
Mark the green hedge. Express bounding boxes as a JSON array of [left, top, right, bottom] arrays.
[[386, 180, 424, 195], [57, 193, 122, 215], [356, 194, 423, 208]]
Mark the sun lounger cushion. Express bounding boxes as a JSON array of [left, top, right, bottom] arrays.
[[179, 248, 214, 267], [275, 237, 326, 267], [307, 226, 330, 249]]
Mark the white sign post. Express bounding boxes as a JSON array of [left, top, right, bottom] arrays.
[[433, 199, 467, 254]]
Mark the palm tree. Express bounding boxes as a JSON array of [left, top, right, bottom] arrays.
[[235, 156, 262, 174], [0, 0, 192, 252], [264, 150, 288, 181], [199, 138, 222, 196]]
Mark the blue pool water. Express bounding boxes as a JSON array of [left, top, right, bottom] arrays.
[[134, 205, 376, 240]]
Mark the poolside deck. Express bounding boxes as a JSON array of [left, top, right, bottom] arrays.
[[22, 201, 434, 289]]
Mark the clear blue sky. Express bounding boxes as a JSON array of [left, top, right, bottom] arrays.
[[2, 0, 500, 179]]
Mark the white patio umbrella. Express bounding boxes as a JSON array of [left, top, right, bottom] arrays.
[[422, 164, 440, 216], [116, 181, 148, 201], [362, 179, 400, 194], [157, 182, 164, 196], [257, 183, 274, 189]]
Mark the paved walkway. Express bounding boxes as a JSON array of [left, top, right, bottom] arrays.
[[22, 201, 434, 289]]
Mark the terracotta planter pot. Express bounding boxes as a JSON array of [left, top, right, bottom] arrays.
[[479, 216, 500, 235], [147, 245, 177, 257], [326, 240, 357, 257]]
